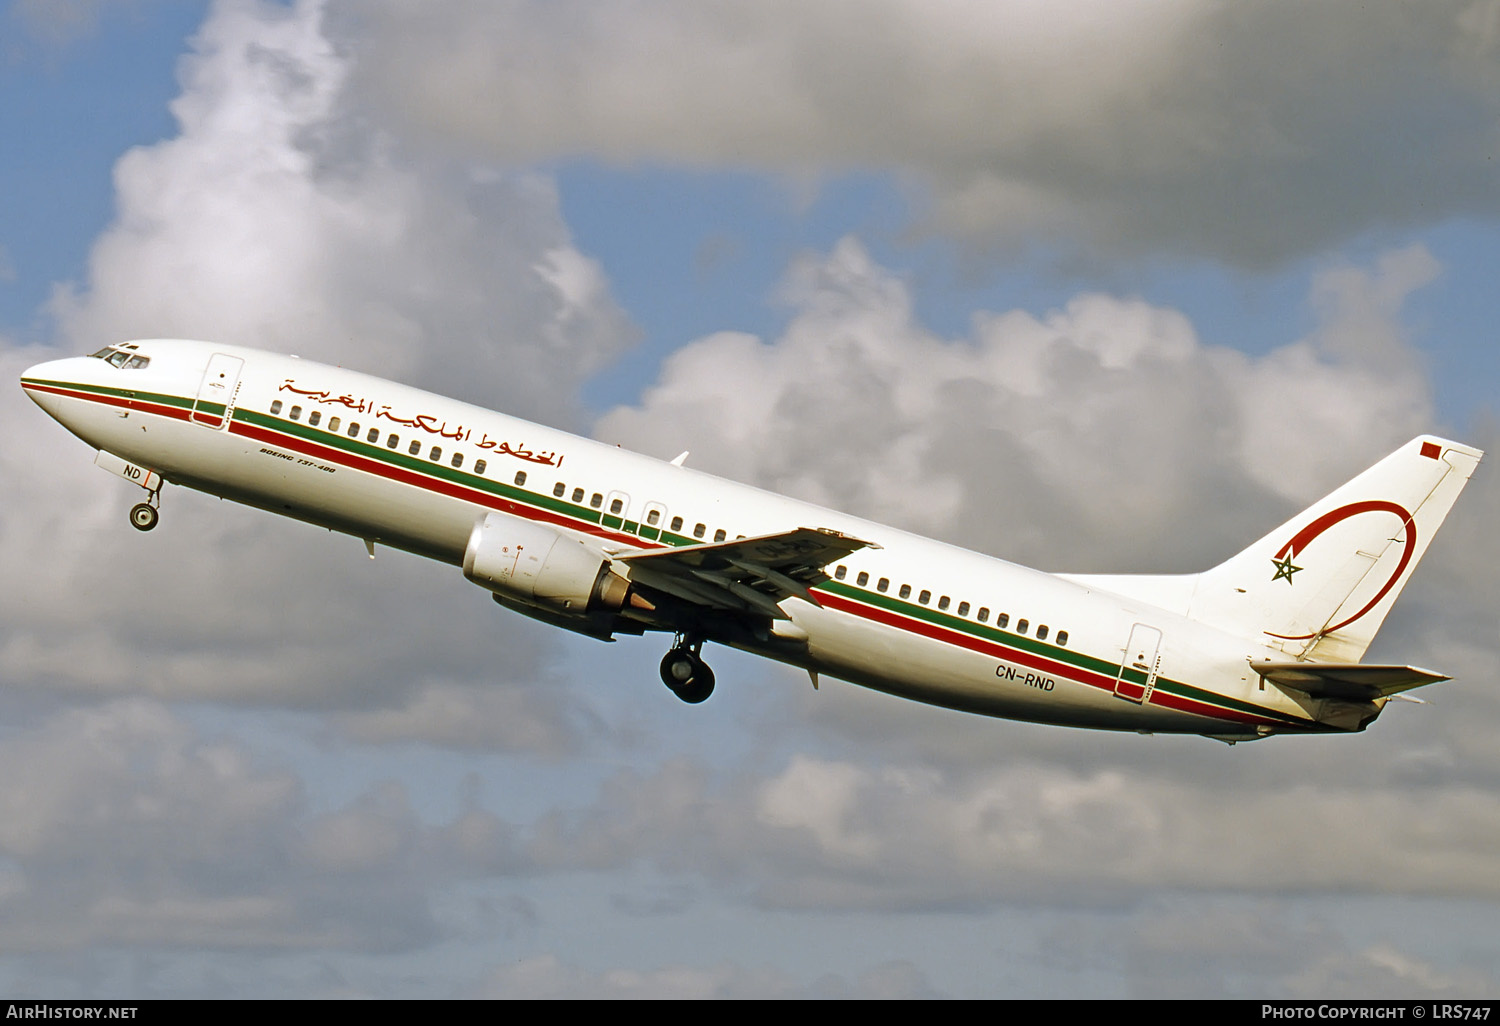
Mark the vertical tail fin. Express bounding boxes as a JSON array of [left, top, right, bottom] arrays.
[[1187, 436, 1482, 660]]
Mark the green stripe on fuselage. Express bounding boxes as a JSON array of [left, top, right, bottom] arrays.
[[819, 578, 1298, 724], [23, 378, 200, 413], [234, 406, 710, 548], [48, 385, 1293, 726]]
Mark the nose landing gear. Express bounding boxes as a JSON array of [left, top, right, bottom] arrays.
[[129, 502, 159, 531], [128, 482, 163, 532], [660, 635, 715, 704]]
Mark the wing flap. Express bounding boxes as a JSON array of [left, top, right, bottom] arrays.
[[615, 527, 877, 620]]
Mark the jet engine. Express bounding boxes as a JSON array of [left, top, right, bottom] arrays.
[[462, 511, 634, 617]]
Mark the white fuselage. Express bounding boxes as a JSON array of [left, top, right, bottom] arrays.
[[21, 339, 1331, 738]]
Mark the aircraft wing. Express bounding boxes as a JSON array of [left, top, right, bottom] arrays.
[[1250, 660, 1450, 701], [613, 527, 877, 620]]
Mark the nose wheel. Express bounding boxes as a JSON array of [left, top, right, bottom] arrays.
[[660, 636, 715, 704], [128, 482, 163, 532], [129, 502, 159, 531]]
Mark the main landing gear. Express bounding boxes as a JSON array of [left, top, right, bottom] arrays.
[[128, 483, 163, 532], [660, 635, 715, 704]]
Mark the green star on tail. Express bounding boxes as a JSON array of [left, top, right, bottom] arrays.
[[1271, 553, 1302, 584]]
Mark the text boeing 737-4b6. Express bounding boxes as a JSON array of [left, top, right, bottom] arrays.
[[21, 340, 1484, 743]]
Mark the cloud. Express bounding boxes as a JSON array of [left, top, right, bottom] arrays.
[[49, 0, 632, 425], [7, 0, 1498, 997], [521, 751, 1500, 914], [1040, 900, 1500, 998], [469, 952, 939, 999], [588, 239, 1493, 791], [3, 0, 631, 754], [0, 699, 543, 958], [0, 355, 582, 735], [595, 237, 1436, 571], [0, 429, 601, 756], [0, 699, 373, 953], [577, 240, 1500, 924], [1281, 943, 1498, 1000], [334, 677, 609, 755], [344, 0, 1500, 264]]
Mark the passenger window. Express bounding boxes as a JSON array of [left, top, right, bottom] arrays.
[[515, 471, 527, 486], [591, 493, 603, 508], [430, 446, 442, 461], [899, 584, 911, 599], [328, 416, 339, 431], [670, 516, 683, 532], [474, 460, 486, 475], [1057, 630, 1069, 647], [1036, 625, 1048, 641], [270, 400, 282, 415], [647, 509, 660, 526], [957, 601, 969, 617], [938, 596, 949, 611], [348, 423, 360, 438], [451, 453, 463, 468], [1017, 619, 1029, 635], [918, 590, 931, 605], [290, 406, 302, 420], [367, 428, 379, 443], [835, 565, 847, 580], [978, 607, 989, 623], [610, 498, 624, 515], [877, 578, 889, 593], [997, 613, 1009, 629], [308, 411, 321, 427], [554, 482, 565, 497], [694, 523, 706, 538], [856, 571, 869, 587], [714, 529, 726, 543], [387, 435, 398, 449], [409, 440, 421, 456], [572, 487, 584, 503]]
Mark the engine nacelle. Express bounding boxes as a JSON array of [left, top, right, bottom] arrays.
[[462, 512, 631, 614]]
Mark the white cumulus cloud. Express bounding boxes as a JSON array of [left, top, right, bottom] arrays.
[[344, 0, 1500, 264]]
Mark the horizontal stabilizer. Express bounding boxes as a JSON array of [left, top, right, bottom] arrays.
[[1250, 660, 1449, 701]]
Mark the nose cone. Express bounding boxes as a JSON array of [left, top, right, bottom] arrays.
[[21, 357, 65, 402], [20, 357, 92, 425]]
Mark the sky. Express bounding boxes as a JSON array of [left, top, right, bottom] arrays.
[[2, 0, 1500, 999]]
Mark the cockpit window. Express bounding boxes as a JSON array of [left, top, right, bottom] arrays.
[[92, 346, 149, 369]]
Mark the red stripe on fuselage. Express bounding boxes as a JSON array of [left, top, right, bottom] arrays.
[[21, 381, 194, 423], [819, 590, 1112, 689], [230, 418, 652, 550], [818, 590, 1281, 727], [42, 385, 1283, 728]]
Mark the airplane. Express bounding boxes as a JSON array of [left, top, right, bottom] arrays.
[[20, 338, 1483, 743]]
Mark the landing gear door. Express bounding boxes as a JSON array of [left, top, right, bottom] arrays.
[[1114, 623, 1162, 704], [192, 353, 244, 429], [94, 449, 160, 493]]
